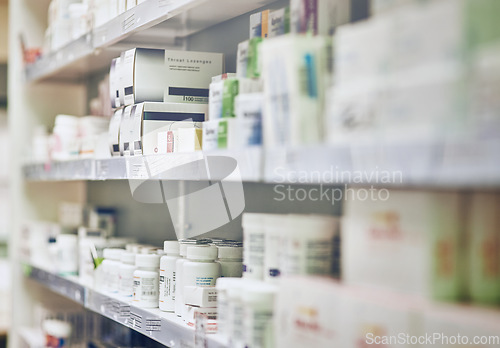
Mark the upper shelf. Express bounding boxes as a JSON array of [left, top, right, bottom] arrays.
[[25, 0, 276, 82], [23, 140, 500, 188]]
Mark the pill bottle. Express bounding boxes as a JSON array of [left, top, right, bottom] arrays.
[[102, 248, 124, 292], [242, 213, 265, 279], [56, 234, 79, 276], [119, 251, 136, 297], [183, 245, 221, 288], [175, 239, 206, 316], [216, 277, 244, 343], [43, 319, 72, 348], [283, 214, 338, 276], [159, 240, 180, 312], [218, 245, 243, 277], [227, 281, 246, 348], [133, 254, 161, 308], [242, 283, 277, 348], [263, 214, 286, 283]]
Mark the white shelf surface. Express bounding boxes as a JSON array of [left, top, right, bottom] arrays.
[[24, 264, 226, 348], [25, 0, 276, 82], [23, 140, 500, 187]]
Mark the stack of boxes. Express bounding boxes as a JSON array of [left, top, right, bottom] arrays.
[[107, 48, 223, 156]]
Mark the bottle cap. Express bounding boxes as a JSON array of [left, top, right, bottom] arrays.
[[103, 248, 124, 261], [135, 254, 160, 268], [217, 246, 243, 260], [187, 245, 218, 261], [163, 240, 180, 255], [120, 251, 135, 265]]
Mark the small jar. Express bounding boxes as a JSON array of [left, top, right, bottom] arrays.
[[159, 241, 180, 312], [217, 246, 243, 277], [56, 234, 78, 276], [216, 277, 244, 343], [119, 252, 136, 297], [133, 254, 160, 308], [102, 248, 124, 292], [183, 245, 221, 288], [242, 283, 277, 348], [175, 239, 202, 316]]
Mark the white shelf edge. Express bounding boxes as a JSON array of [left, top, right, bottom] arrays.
[[23, 263, 226, 348], [23, 140, 500, 188]]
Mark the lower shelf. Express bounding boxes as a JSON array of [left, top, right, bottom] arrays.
[[23, 264, 226, 348]]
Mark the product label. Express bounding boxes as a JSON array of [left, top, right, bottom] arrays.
[[164, 51, 223, 104], [222, 79, 239, 118], [195, 276, 216, 287], [244, 232, 265, 276], [217, 120, 228, 149], [145, 319, 162, 331], [119, 272, 134, 296], [159, 268, 176, 303], [245, 309, 273, 348], [133, 275, 159, 303]]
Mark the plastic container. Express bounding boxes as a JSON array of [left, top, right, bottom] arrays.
[[43, 319, 72, 348], [133, 254, 161, 308], [102, 248, 124, 292], [216, 277, 245, 342], [119, 251, 136, 297], [263, 214, 285, 283], [183, 245, 221, 288], [56, 234, 78, 276], [282, 214, 338, 276], [227, 280, 247, 348], [159, 241, 180, 312], [175, 239, 201, 316], [218, 246, 243, 277], [242, 283, 277, 348], [242, 213, 265, 279]]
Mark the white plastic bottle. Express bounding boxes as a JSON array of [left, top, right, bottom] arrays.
[[263, 214, 286, 283], [56, 234, 79, 276], [218, 246, 244, 277], [159, 240, 180, 312], [175, 240, 197, 316], [183, 245, 221, 288], [242, 213, 265, 279], [242, 283, 277, 348], [119, 251, 136, 297], [216, 277, 244, 343], [283, 214, 338, 276], [102, 248, 124, 292], [132, 254, 160, 308]]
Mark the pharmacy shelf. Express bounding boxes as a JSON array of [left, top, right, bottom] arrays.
[[23, 147, 263, 182], [23, 264, 226, 348], [23, 140, 500, 188], [264, 139, 500, 188], [25, 0, 276, 82], [23, 264, 85, 305]]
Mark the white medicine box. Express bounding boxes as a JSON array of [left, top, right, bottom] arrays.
[[126, 102, 206, 156], [119, 48, 224, 107], [342, 188, 465, 301]]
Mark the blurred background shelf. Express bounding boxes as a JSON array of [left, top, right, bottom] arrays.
[[23, 264, 85, 305], [25, 0, 276, 83]]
